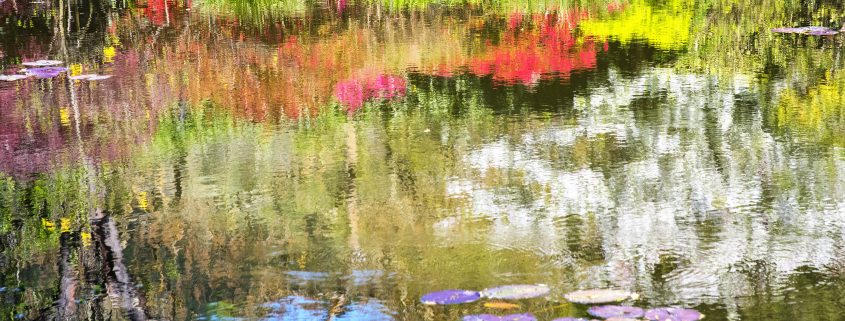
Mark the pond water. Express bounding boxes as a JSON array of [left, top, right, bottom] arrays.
[[3, 0, 845, 320]]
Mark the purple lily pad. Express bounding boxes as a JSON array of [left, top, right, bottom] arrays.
[[21, 60, 63, 67], [463, 313, 537, 321], [25, 67, 68, 79], [552, 318, 597, 321], [420, 289, 480, 305], [644, 308, 704, 321], [482, 284, 551, 300], [564, 289, 638, 304], [587, 305, 645, 319]]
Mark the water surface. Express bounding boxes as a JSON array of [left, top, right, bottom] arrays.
[[2, 0, 845, 320]]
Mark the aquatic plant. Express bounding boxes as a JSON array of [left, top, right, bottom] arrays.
[[25, 67, 68, 78], [586, 305, 645, 319], [481, 284, 551, 300], [771, 26, 838, 35], [21, 60, 63, 66], [564, 289, 639, 304], [463, 313, 537, 321], [420, 289, 481, 305], [644, 308, 704, 321]]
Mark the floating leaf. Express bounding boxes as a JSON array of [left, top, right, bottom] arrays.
[[772, 26, 838, 35], [69, 74, 112, 81], [69, 74, 98, 80], [482, 284, 551, 300], [25, 67, 68, 78], [552, 318, 597, 321], [587, 305, 644, 319], [87, 75, 113, 81], [484, 301, 520, 309], [564, 289, 637, 304], [808, 29, 838, 36], [606, 318, 642, 321], [21, 60, 63, 67], [420, 290, 481, 305], [644, 308, 704, 321], [771, 27, 807, 33], [0, 74, 29, 81], [463, 313, 537, 321]]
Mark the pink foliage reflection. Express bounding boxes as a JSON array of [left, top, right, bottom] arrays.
[[334, 74, 407, 113]]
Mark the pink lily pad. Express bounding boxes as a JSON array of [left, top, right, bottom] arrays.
[[420, 289, 481, 305], [587, 305, 644, 319], [644, 308, 704, 321], [463, 313, 537, 321], [482, 284, 551, 300]]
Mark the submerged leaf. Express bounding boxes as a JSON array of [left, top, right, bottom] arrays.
[[420, 290, 481, 305], [644, 308, 704, 321], [484, 301, 520, 309], [587, 305, 645, 319], [482, 284, 551, 300], [21, 60, 63, 67], [463, 313, 537, 321], [564, 289, 637, 304]]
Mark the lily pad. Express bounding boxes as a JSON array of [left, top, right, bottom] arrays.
[[420, 290, 480, 305], [771, 27, 807, 33], [808, 29, 839, 36], [606, 318, 643, 321], [564, 289, 638, 304], [484, 301, 520, 309], [644, 308, 704, 321], [0, 74, 29, 81], [25, 67, 68, 78], [21, 60, 63, 67], [69, 74, 112, 81], [69, 74, 98, 80], [482, 284, 551, 300], [587, 305, 645, 319], [87, 75, 113, 81], [772, 26, 838, 35], [552, 318, 597, 321], [463, 313, 537, 321]]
